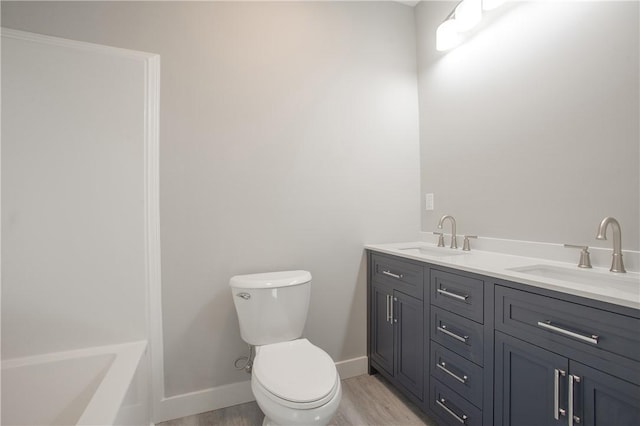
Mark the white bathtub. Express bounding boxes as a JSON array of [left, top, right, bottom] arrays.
[[1, 341, 149, 426]]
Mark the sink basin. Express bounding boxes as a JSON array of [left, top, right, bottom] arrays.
[[508, 264, 640, 287], [397, 246, 467, 257]]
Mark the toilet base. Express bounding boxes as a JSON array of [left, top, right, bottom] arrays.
[[261, 416, 276, 426], [260, 414, 329, 426]]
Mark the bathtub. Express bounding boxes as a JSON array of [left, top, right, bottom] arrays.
[[1, 340, 149, 426]]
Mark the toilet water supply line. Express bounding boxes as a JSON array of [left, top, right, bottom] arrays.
[[234, 344, 254, 373]]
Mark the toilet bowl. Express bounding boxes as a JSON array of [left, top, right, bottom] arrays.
[[251, 339, 341, 426], [229, 271, 342, 425]]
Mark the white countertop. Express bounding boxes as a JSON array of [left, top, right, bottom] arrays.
[[365, 242, 640, 311]]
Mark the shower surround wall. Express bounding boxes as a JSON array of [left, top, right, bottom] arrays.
[[1, 28, 158, 426], [1, 30, 152, 358], [1, 1, 421, 420]]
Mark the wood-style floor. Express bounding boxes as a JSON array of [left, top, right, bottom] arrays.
[[158, 374, 438, 426]]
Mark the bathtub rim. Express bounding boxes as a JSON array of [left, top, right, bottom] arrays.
[[2, 340, 148, 426]]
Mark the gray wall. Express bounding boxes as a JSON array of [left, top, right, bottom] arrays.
[[1, 2, 420, 397], [416, 1, 640, 250]]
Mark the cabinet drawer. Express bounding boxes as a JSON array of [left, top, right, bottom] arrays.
[[432, 306, 484, 366], [431, 269, 484, 323], [430, 378, 482, 426], [495, 285, 640, 362], [371, 253, 424, 300], [430, 341, 483, 408]]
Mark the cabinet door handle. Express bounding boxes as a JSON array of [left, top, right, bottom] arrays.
[[569, 375, 581, 426], [437, 288, 469, 301], [437, 324, 469, 343], [381, 269, 403, 279], [437, 361, 468, 384], [386, 294, 391, 323], [436, 398, 468, 424], [391, 297, 396, 323], [554, 368, 566, 420], [537, 321, 599, 345]]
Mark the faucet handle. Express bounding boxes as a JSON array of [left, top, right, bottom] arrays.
[[564, 244, 592, 268], [462, 235, 478, 251], [433, 232, 445, 247]]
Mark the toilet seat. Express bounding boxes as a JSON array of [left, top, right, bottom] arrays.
[[252, 339, 340, 409]]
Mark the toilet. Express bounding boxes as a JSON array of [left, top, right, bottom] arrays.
[[230, 270, 342, 426]]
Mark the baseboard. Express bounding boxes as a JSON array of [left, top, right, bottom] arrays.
[[335, 355, 369, 379], [154, 380, 254, 424], [154, 356, 368, 424]]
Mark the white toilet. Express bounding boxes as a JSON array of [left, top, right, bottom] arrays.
[[230, 270, 342, 426]]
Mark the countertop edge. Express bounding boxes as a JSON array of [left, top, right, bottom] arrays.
[[366, 242, 640, 312]]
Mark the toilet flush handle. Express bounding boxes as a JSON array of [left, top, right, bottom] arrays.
[[236, 292, 251, 300]]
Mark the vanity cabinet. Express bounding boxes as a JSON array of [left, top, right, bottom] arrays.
[[366, 249, 640, 426], [429, 268, 489, 426], [495, 331, 569, 426], [570, 361, 640, 426], [370, 281, 395, 375], [369, 254, 425, 403], [495, 285, 640, 426], [495, 331, 640, 426]]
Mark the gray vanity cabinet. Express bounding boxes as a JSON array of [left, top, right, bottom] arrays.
[[370, 281, 395, 376], [367, 249, 640, 426], [495, 331, 640, 426], [571, 361, 640, 426], [495, 331, 569, 426], [495, 284, 640, 426], [368, 253, 425, 403], [394, 290, 424, 399], [429, 268, 489, 426]]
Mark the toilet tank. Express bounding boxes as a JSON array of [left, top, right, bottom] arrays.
[[229, 270, 312, 346]]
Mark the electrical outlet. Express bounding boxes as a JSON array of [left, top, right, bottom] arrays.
[[425, 193, 434, 211]]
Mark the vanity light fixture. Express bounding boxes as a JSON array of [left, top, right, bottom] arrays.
[[436, 0, 506, 52], [482, 0, 506, 11], [455, 0, 482, 32], [436, 19, 462, 51]]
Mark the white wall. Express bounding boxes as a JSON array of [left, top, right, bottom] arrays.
[[1, 31, 155, 358], [1, 0, 421, 405], [416, 1, 639, 252]]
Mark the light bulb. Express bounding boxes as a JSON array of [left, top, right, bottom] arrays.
[[455, 0, 482, 32], [436, 19, 461, 51], [482, 0, 506, 11]]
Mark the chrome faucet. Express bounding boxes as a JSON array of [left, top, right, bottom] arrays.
[[437, 215, 458, 249], [596, 216, 626, 273]]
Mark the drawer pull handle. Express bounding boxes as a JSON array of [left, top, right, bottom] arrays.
[[537, 321, 599, 345], [554, 368, 566, 420], [438, 324, 469, 343], [437, 361, 468, 384], [437, 288, 469, 301], [382, 270, 403, 279], [436, 398, 468, 424]]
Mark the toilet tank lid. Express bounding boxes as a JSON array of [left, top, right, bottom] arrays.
[[229, 270, 312, 289]]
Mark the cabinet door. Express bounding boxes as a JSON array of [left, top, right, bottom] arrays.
[[371, 281, 394, 375], [495, 332, 568, 426], [394, 290, 424, 400], [570, 361, 640, 426]]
